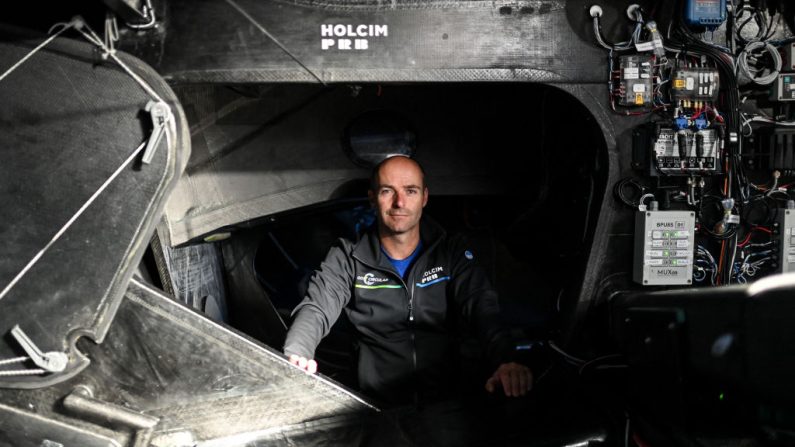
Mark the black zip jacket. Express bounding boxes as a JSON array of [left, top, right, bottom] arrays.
[[283, 218, 514, 406]]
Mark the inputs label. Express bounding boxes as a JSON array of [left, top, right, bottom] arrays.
[[320, 24, 389, 50]]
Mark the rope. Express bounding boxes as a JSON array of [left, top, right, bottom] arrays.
[[0, 141, 148, 303], [0, 19, 78, 82], [225, 0, 327, 86], [74, 23, 165, 103], [0, 369, 46, 377]]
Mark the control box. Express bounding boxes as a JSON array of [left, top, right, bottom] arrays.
[[685, 0, 726, 29], [777, 205, 795, 274], [618, 55, 654, 106], [634, 210, 696, 285], [770, 73, 795, 102], [652, 128, 720, 175], [671, 68, 720, 102], [784, 43, 795, 71]]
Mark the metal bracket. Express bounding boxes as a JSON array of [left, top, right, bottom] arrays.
[[0, 325, 68, 376], [142, 100, 172, 165]]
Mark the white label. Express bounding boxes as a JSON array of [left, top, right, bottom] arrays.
[[727, 215, 741, 224], [673, 231, 690, 238], [676, 240, 690, 248], [635, 42, 654, 52], [645, 259, 664, 266], [652, 240, 664, 247], [647, 250, 665, 257], [652, 231, 663, 239], [624, 67, 639, 79], [686, 77, 695, 90], [633, 84, 647, 93], [320, 24, 388, 51], [675, 250, 691, 257], [671, 258, 690, 266]]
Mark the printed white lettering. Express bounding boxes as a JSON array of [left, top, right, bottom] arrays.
[[319, 24, 388, 51]]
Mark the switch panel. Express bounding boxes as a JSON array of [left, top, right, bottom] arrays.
[[634, 210, 696, 285]]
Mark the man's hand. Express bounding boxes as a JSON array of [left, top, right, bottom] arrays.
[[288, 354, 318, 374], [485, 362, 533, 397]]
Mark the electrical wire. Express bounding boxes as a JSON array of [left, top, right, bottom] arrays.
[[737, 40, 782, 85]]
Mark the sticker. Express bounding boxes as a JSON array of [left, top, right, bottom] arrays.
[[633, 84, 646, 93], [674, 79, 686, 88], [686, 77, 695, 90], [464, 250, 474, 260], [623, 67, 639, 80], [635, 42, 654, 52]]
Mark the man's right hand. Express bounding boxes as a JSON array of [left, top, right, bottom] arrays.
[[288, 354, 318, 374]]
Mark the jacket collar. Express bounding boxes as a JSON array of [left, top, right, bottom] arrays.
[[353, 216, 446, 270]]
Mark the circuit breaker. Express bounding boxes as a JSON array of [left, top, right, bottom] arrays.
[[777, 203, 795, 274], [634, 209, 696, 285]]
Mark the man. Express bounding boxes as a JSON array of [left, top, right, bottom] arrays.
[[284, 155, 532, 406]]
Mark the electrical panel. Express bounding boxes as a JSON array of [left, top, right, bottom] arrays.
[[594, 1, 795, 289], [634, 210, 696, 285], [777, 205, 795, 274], [684, 0, 726, 29], [770, 73, 795, 102], [671, 68, 720, 102], [617, 55, 654, 106]]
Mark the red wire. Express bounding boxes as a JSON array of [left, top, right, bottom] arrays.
[[738, 226, 772, 248]]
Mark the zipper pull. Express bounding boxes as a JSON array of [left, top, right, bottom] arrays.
[[408, 303, 414, 322]]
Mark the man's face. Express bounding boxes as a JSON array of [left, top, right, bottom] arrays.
[[369, 157, 428, 236]]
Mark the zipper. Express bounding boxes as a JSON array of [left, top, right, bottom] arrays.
[[353, 239, 440, 404]]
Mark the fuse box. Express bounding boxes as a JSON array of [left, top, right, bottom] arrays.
[[671, 68, 720, 102]]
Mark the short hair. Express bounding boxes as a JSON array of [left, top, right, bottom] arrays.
[[369, 155, 426, 191]]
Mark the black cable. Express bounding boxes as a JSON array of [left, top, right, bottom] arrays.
[[614, 177, 647, 209]]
